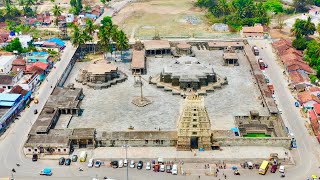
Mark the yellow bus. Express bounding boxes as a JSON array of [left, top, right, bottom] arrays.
[[259, 160, 269, 175]]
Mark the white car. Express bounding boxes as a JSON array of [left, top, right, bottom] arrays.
[[279, 165, 285, 173], [172, 164, 178, 175], [119, 160, 124, 168], [88, 158, 94, 167], [146, 162, 151, 170], [94, 160, 102, 168], [124, 159, 128, 167], [130, 160, 135, 168], [159, 164, 165, 172]]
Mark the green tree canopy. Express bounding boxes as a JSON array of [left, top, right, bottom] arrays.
[[5, 38, 23, 53], [53, 5, 62, 17], [291, 17, 316, 38], [264, 0, 283, 13]]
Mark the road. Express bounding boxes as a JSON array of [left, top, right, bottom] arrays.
[[248, 39, 320, 179]]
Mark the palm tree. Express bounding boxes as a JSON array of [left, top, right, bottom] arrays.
[[71, 26, 83, 47], [217, 0, 229, 24], [53, 5, 62, 17], [116, 30, 129, 61], [85, 19, 95, 35]]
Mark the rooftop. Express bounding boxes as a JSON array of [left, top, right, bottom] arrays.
[[25, 130, 72, 147], [46, 87, 82, 109], [131, 50, 145, 69], [47, 38, 65, 47], [144, 40, 171, 50], [101, 131, 177, 140], [298, 91, 320, 104], [289, 71, 307, 84], [207, 41, 244, 48], [223, 52, 238, 59], [177, 43, 191, 49], [0, 55, 15, 66], [29, 107, 58, 134], [0, 75, 14, 85], [314, 103, 320, 115], [70, 128, 95, 139], [242, 25, 264, 33], [87, 61, 118, 75]]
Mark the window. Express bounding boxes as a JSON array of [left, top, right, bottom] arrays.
[[28, 149, 31, 152], [193, 125, 197, 128], [194, 109, 196, 111], [34, 149, 37, 152], [64, 149, 66, 152], [193, 119, 196, 122], [145, 140, 148, 144], [192, 132, 197, 135], [58, 149, 61, 152], [193, 114, 196, 116]]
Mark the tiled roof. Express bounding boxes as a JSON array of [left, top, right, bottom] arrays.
[[26, 65, 44, 75], [131, 50, 145, 69], [9, 85, 28, 96], [0, 75, 14, 85], [242, 25, 264, 33], [32, 61, 48, 70], [298, 91, 314, 104], [314, 104, 320, 115], [12, 59, 26, 66], [289, 71, 306, 84], [309, 87, 320, 92]]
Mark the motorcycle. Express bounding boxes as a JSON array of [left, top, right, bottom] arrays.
[[78, 168, 83, 171]]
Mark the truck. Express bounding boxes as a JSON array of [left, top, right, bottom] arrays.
[[40, 168, 52, 176], [252, 46, 259, 56]]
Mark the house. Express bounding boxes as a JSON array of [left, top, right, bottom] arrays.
[[41, 38, 65, 52], [66, 14, 75, 23], [289, 71, 310, 91], [0, 29, 9, 44], [0, 71, 23, 92], [241, 24, 266, 38], [272, 38, 293, 55], [309, 9, 319, 17], [85, 13, 97, 20], [26, 61, 48, 81], [17, 72, 39, 91], [25, 52, 50, 64], [0, 93, 24, 134], [131, 50, 146, 74], [91, 5, 104, 16], [11, 57, 26, 73], [0, 55, 16, 74], [297, 91, 320, 110], [9, 85, 31, 104], [7, 35, 33, 48], [309, 103, 320, 136]]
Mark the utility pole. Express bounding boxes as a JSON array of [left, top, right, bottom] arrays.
[[139, 75, 143, 101], [123, 144, 130, 180]]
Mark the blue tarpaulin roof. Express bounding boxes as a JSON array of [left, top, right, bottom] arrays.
[[28, 52, 49, 56], [85, 13, 97, 19], [0, 93, 21, 102], [47, 38, 65, 47], [0, 101, 15, 106], [231, 127, 240, 136]]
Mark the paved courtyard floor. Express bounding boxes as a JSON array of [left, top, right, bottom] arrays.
[[63, 47, 269, 132]]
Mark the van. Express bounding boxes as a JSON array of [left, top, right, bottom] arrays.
[[279, 165, 285, 173], [247, 162, 253, 169], [79, 151, 87, 162], [172, 164, 178, 175], [119, 160, 123, 168]]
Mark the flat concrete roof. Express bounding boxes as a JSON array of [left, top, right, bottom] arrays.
[[101, 131, 177, 140], [0, 55, 15, 66], [131, 50, 145, 69], [25, 133, 71, 147], [223, 53, 238, 60], [87, 61, 118, 75], [208, 41, 244, 48], [70, 128, 95, 139], [29, 107, 58, 135], [177, 43, 191, 49], [46, 87, 82, 109], [144, 40, 171, 51]]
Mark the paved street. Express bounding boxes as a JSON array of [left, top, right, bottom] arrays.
[[248, 39, 320, 179]]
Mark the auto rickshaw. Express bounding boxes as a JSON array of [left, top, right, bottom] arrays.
[[34, 98, 39, 104], [234, 170, 240, 175], [311, 175, 317, 180]]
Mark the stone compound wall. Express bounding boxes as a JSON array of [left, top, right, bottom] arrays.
[[213, 137, 291, 149]]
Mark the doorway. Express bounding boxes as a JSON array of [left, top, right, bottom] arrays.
[[187, 83, 191, 88], [190, 136, 199, 149]]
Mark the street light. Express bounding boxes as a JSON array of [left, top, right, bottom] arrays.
[[122, 144, 130, 180]]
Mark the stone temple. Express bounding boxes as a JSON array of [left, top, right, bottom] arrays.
[[160, 56, 217, 90]]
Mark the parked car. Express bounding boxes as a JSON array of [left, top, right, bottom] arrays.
[[118, 160, 124, 168], [32, 154, 38, 162], [137, 161, 143, 169], [166, 165, 172, 173], [154, 164, 160, 172], [88, 158, 94, 167], [130, 160, 135, 168], [71, 155, 78, 162], [159, 164, 165, 172], [95, 160, 102, 168], [279, 165, 285, 173], [123, 159, 128, 167], [59, 157, 65, 165], [172, 164, 178, 175], [270, 165, 277, 173], [112, 161, 119, 168], [146, 162, 151, 170], [65, 158, 71, 166], [40, 168, 52, 176], [295, 101, 299, 107]]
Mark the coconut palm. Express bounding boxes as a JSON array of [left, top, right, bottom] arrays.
[[53, 4, 62, 17], [85, 18, 95, 35], [217, 0, 229, 23], [115, 30, 128, 61]]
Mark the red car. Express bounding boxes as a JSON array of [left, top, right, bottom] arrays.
[[270, 165, 277, 173], [154, 164, 159, 172]]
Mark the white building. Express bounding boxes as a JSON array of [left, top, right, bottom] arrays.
[[66, 14, 74, 23], [17, 72, 40, 91], [0, 55, 16, 74], [0, 70, 23, 92], [8, 34, 33, 48], [212, 23, 229, 32]]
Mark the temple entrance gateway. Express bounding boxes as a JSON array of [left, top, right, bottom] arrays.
[[190, 136, 199, 149]]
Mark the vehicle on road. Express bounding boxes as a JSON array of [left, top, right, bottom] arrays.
[[130, 160, 135, 168], [291, 138, 297, 148], [158, 158, 164, 164], [278, 109, 283, 114], [248, 162, 253, 169], [34, 98, 39, 104], [259, 160, 269, 175], [59, 157, 65, 165], [112, 161, 119, 168], [154, 164, 160, 172], [295, 101, 299, 107], [270, 165, 277, 173], [146, 162, 151, 170], [234, 170, 240, 175], [172, 164, 178, 175], [166, 164, 172, 173], [312, 175, 318, 180], [79, 151, 87, 162], [88, 158, 94, 167], [65, 158, 71, 166], [279, 165, 285, 173], [34, 109, 38, 114], [137, 161, 143, 169], [40, 168, 52, 176], [71, 155, 78, 162], [118, 160, 123, 168], [124, 159, 128, 167], [32, 154, 38, 161], [160, 164, 165, 172], [95, 160, 102, 168]]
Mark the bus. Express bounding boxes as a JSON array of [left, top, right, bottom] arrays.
[[259, 160, 269, 175]]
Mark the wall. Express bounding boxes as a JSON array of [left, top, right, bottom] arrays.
[[24, 146, 70, 155], [98, 139, 177, 147], [213, 137, 291, 149]]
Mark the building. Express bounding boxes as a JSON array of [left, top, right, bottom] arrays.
[[175, 42, 192, 56], [0, 93, 24, 134], [297, 91, 320, 110], [309, 103, 320, 136], [160, 56, 217, 90], [0, 55, 16, 74], [25, 52, 50, 64], [212, 23, 228, 32], [26, 61, 49, 81], [241, 24, 265, 38], [0, 29, 9, 44], [131, 50, 146, 75], [207, 41, 244, 50], [42, 38, 66, 51], [9, 85, 32, 105], [0, 71, 23, 92], [177, 96, 212, 151], [144, 40, 171, 56], [222, 46, 239, 66], [11, 58, 26, 73], [17, 72, 39, 91], [7, 35, 33, 48], [66, 14, 75, 23], [289, 71, 310, 91], [58, 20, 67, 38]]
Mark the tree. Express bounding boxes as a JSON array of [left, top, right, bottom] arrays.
[[317, 23, 320, 36], [85, 18, 95, 35], [115, 30, 129, 60], [53, 5, 62, 17], [291, 17, 316, 38], [71, 25, 83, 48], [293, 0, 311, 12], [277, 13, 285, 31], [70, 0, 77, 7], [264, 0, 283, 13], [25, 0, 36, 6], [5, 38, 23, 53], [101, 16, 112, 27], [217, 0, 229, 23], [292, 37, 307, 50]]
